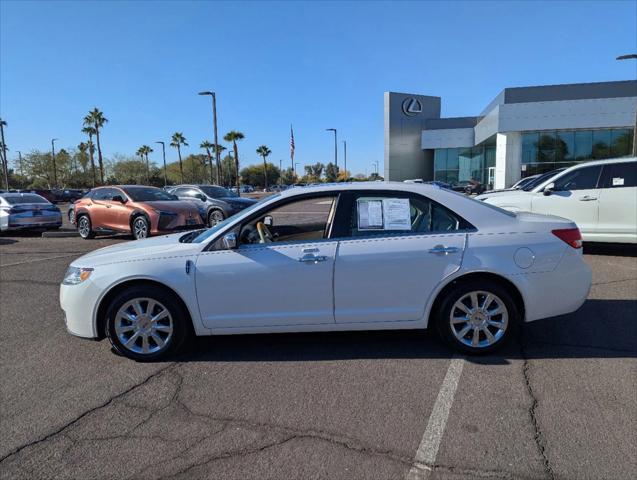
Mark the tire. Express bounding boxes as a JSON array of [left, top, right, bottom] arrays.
[[68, 209, 75, 225], [105, 285, 191, 361], [132, 215, 150, 240], [207, 209, 225, 227], [77, 215, 95, 239], [436, 280, 518, 355]]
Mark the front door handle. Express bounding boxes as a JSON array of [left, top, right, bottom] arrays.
[[298, 252, 328, 263], [428, 245, 460, 255], [579, 195, 597, 201]]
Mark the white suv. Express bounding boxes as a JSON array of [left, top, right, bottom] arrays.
[[477, 158, 637, 244]]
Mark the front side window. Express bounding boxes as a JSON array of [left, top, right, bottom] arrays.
[[239, 195, 338, 245], [92, 188, 113, 200], [347, 192, 463, 238], [552, 166, 602, 191]]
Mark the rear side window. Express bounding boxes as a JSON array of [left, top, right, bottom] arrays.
[[553, 166, 602, 191], [347, 192, 465, 237], [601, 162, 637, 188]]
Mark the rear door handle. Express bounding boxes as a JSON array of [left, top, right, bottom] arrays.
[[428, 245, 460, 255], [579, 195, 597, 201]]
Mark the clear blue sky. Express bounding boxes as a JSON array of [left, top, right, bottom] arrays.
[[1, 0, 636, 175]]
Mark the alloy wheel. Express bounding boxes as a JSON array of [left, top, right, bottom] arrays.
[[133, 218, 148, 239], [114, 298, 174, 355], [449, 290, 508, 348], [209, 210, 224, 227], [78, 217, 90, 237]]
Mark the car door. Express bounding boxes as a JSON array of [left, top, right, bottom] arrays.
[[109, 187, 133, 231], [530, 165, 603, 237], [89, 188, 116, 229], [596, 161, 637, 243], [333, 191, 467, 324], [194, 193, 340, 329]]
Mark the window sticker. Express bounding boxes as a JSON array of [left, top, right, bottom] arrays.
[[356, 197, 412, 231], [357, 199, 384, 230], [612, 177, 625, 186], [382, 198, 411, 230]]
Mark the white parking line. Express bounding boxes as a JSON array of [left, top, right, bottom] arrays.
[[406, 355, 465, 480]]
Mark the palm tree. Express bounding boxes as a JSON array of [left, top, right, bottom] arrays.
[[143, 145, 153, 183], [170, 132, 188, 184], [212, 144, 226, 185], [77, 142, 89, 175], [223, 131, 244, 195], [256, 145, 272, 190], [83, 108, 108, 184], [81, 126, 97, 187], [136, 146, 146, 183], [200, 140, 215, 184]]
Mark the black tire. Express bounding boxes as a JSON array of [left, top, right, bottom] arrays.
[[207, 209, 225, 227], [77, 214, 95, 239], [436, 280, 518, 355], [68, 209, 75, 225], [105, 285, 192, 362], [131, 215, 150, 240]]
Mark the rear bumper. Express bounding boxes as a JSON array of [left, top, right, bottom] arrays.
[[4, 217, 62, 230]]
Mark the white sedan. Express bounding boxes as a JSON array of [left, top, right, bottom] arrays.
[[60, 182, 591, 361]]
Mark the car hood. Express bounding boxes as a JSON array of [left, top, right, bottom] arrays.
[[72, 232, 198, 267], [140, 200, 200, 214], [476, 189, 530, 200]]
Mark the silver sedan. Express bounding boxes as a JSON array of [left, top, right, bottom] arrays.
[[0, 193, 62, 232]]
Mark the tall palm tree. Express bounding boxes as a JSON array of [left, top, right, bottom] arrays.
[[223, 131, 244, 195], [77, 142, 89, 175], [137, 145, 153, 183], [170, 132, 188, 184], [136, 146, 146, 183], [256, 145, 272, 190], [83, 108, 108, 184], [200, 140, 215, 185], [81, 126, 97, 186], [212, 144, 226, 185]]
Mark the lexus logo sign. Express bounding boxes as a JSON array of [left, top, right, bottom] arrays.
[[402, 97, 422, 116]]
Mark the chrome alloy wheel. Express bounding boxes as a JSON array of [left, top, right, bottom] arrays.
[[449, 291, 508, 348], [115, 298, 174, 355], [209, 210, 224, 227], [133, 217, 148, 239], [78, 216, 90, 237]]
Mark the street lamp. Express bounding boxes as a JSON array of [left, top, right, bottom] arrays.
[[326, 128, 338, 175], [198, 91, 221, 185], [51, 138, 58, 187], [342, 140, 347, 180], [17, 150, 23, 177], [616, 54, 637, 156], [372, 161, 379, 176], [155, 141, 167, 186], [0, 118, 8, 190]]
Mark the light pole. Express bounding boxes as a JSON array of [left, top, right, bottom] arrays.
[[342, 140, 347, 180], [616, 54, 637, 156], [198, 91, 221, 185], [0, 119, 8, 190], [155, 141, 167, 186], [372, 161, 379, 177], [51, 138, 58, 188], [17, 151, 23, 177], [279, 159, 283, 185], [326, 128, 338, 175]]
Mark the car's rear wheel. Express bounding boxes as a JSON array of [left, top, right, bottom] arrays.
[[132, 216, 149, 240], [105, 286, 191, 361], [77, 215, 95, 239], [208, 209, 225, 227], [436, 280, 518, 355]]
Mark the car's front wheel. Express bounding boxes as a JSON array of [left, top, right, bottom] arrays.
[[208, 209, 225, 227], [436, 280, 518, 355], [132, 216, 150, 240], [77, 215, 95, 239], [105, 286, 191, 361]]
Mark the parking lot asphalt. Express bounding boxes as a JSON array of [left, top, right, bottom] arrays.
[[0, 230, 635, 480]]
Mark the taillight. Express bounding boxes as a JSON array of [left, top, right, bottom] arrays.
[[552, 228, 582, 249]]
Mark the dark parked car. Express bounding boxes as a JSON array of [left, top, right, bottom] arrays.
[[168, 184, 258, 227], [53, 189, 84, 203], [28, 189, 56, 203], [450, 180, 485, 195]]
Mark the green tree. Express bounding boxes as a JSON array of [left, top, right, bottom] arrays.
[[280, 167, 296, 185], [223, 131, 245, 195], [83, 108, 107, 184], [325, 162, 338, 182], [255, 145, 272, 190], [304, 162, 325, 183], [200, 140, 215, 184], [212, 144, 226, 185], [170, 132, 188, 184], [240, 163, 280, 188], [220, 154, 236, 187]]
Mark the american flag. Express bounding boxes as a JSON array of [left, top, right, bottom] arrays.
[[290, 124, 295, 164]]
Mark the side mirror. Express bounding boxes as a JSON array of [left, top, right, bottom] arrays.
[[543, 183, 555, 196], [263, 215, 274, 226], [223, 232, 237, 250], [197, 194, 207, 201], [112, 195, 127, 203]]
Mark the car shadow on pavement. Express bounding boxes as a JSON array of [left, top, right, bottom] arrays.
[[584, 242, 637, 257], [175, 299, 636, 365], [0, 238, 18, 245]]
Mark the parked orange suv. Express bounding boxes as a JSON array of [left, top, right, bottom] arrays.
[[73, 185, 204, 240]]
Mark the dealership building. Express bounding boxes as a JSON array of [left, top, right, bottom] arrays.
[[384, 80, 637, 189]]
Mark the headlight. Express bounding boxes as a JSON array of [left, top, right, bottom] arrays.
[[62, 266, 94, 285]]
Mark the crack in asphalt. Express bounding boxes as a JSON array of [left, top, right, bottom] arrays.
[[520, 330, 555, 480], [528, 340, 636, 354]]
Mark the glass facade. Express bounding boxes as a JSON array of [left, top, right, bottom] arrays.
[[434, 140, 496, 188], [521, 128, 633, 177]]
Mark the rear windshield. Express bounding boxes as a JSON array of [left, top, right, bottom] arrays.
[[122, 187, 177, 202], [2, 194, 49, 205]]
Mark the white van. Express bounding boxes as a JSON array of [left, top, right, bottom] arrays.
[[476, 158, 637, 243]]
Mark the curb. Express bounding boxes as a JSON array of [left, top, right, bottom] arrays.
[[42, 230, 79, 238]]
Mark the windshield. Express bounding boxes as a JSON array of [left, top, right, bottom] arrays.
[[2, 194, 50, 205], [522, 169, 566, 191], [200, 186, 237, 198], [189, 194, 280, 243], [123, 187, 178, 202]]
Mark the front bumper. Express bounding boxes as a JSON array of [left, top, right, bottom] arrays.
[[60, 279, 103, 338]]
